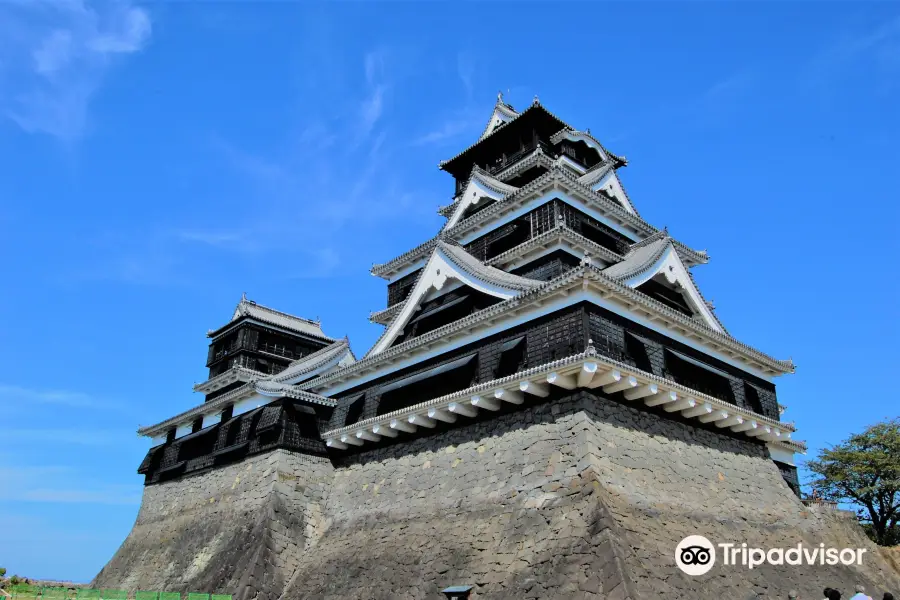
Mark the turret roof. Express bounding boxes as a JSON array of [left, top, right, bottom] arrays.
[[207, 294, 335, 342]]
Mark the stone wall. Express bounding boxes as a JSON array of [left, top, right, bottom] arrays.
[[93, 450, 332, 600], [97, 390, 900, 600]]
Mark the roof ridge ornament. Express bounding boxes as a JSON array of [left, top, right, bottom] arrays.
[[533, 94, 540, 105]]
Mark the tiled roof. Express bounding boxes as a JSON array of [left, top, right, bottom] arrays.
[[477, 95, 519, 141], [603, 236, 671, 281], [549, 128, 627, 167], [303, 264, 793, 394], [272, 338, 354, 383], [369, 302, 403, 325], [602, 233, 727, 332], [486, 223, 624, 269], [212, 294, 335, 342], [440, 167, 520, 232], [438, 241, 543, 292], [439, 98, 570, 171], [372, 165, 707, 279], [363, 242, 543, 359]]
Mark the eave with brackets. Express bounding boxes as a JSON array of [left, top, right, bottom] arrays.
[[321, 349, 804, 455], [138, 338, 353, 441], [305, 258, 793, 404]]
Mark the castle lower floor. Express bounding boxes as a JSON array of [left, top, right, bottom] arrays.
[[94, 390, 900, 599]]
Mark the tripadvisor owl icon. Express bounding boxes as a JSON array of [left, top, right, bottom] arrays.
[[676, 535, 716, 576]]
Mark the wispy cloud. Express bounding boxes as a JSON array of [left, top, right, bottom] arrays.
[[0, 0, 152, 141], [0, 383, 120, 410], [410, 53, 485, 147], [359, 49, 388, 137], [412, 113, 482, 146], [457, 51, 475, 100], [56, 44, 438, 287], [804, 15, 900, 90]]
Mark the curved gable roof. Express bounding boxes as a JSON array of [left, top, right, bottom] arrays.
[[366, 242, 542, 357]]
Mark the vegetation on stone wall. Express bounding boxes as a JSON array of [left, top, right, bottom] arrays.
[[807, 418, 900, 546]]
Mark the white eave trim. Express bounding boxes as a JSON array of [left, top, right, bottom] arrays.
[[208, 316, 334, 344], [371, 167, 706, 280], [305, 269, 792, 399], [192, 366, 259, 394], [367, 245, 533, 356], [619, 243, 724, 333], [323, 352, 804, 454], [137, 380, 337, 439], [443, 171, 518, 231]]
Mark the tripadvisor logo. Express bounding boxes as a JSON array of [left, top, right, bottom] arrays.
[[675, 535, 716, 576], [675, 535, 868, 576]]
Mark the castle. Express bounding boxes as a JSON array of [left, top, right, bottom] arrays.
[[94, 95, 899, 599]]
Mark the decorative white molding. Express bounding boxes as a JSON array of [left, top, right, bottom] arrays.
[[615, 241, 724, 333], [367, 243, 540, 356], [322, 352, 803, 456], [479, 94, 519, 141], [444, 170, 518, 231]]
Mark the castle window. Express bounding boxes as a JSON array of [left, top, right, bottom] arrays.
[[344, 395, 365, 427], [744, 382, 765, 415], [637, 278, 694, 317], [579, 221, 624, 255], [377, 355, 478, 416], [624, 333, 653, 372], [485, 219, 530, 259], [494, 337, 526, 379], [663, 349, 734, 403]]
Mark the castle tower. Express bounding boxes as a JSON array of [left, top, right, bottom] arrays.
[[320, 94, 801, 493], [96, 96, 899, 600]]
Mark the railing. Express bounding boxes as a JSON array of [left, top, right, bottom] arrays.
[[211, 339, 241, 363], [258, 341, 294, 359], [487, 140, 555, 175], [802, 498, 839, 510]]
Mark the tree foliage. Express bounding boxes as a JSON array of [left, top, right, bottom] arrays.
[[807, 418, 900, 546]]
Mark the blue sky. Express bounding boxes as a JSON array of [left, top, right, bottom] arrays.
[[1, 0, 898, 583]]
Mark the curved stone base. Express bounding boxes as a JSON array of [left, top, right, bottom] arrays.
[[93, 450, 332, 600], [96, 391, 900, 599]]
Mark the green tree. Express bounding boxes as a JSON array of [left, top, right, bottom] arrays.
[[807, 418, 900, 545]]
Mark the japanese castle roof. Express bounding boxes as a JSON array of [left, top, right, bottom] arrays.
[[601, 231, 727, 332], [371, 165, 708, 280], [272, 337, 355, 384], [364, 241, 543, 357], [207, 294, 336, 342], [138, 339, 351, 437], [305, 259, 794, 393], [437, 240, 543, 292], [439, 97, 571, 178], [439, 96, 626, 179]]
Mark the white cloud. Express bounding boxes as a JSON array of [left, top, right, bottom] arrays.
[[804, 15, 900, 89], [359, 50, 388, 137], [457, 51, 475, 99], [0, 0, 152, 140], [412, 114, 481, 146]]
